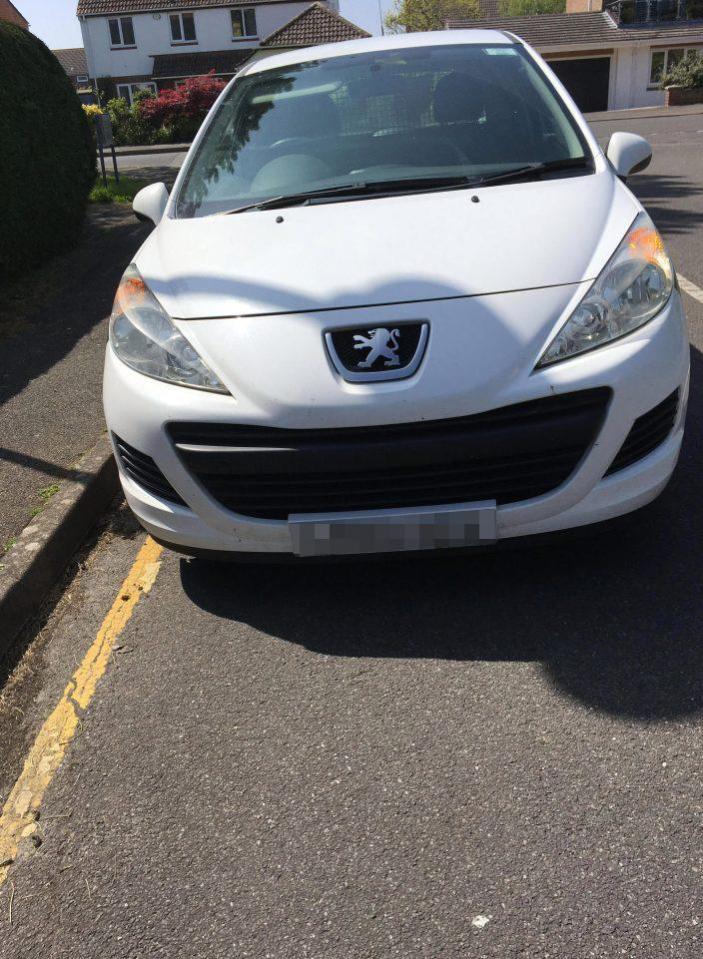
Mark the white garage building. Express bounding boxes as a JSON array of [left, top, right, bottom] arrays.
[[447, 2, 703, 113]]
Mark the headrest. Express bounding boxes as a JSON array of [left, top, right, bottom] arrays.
[[433, 72, 488, 124], [270, 93, 341, 138]]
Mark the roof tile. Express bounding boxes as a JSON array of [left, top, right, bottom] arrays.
[[77, 0, 288, 15], [52, 46, 89, 77], [259, 2, 370, 47], [446, 10, 703, 45]]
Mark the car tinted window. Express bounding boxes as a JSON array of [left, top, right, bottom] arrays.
[[176, 44, 591, 218]]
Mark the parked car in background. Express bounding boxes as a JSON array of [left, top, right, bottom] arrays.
[[104, 31, 689, 558]]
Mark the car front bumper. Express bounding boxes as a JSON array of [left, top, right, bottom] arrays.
[[103, 290, 689, 556]]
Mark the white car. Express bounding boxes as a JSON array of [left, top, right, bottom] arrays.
[[104, 30, 689, 558]]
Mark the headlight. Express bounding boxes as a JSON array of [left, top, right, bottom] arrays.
[[109, 264, 228, 394], [537, 212, 674, 368]]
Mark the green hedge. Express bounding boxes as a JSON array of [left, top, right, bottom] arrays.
[[0, 23, 96, 279]]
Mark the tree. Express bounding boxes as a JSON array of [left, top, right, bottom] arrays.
[[385, 0, 481, 33], [498, 0, 565, 14]]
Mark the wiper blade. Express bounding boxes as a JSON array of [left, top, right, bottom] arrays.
[[219, 175, 474, 215], [474, 156, 593, 187], [222, 183, 371, 215]]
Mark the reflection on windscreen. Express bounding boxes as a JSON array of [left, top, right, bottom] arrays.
[[176, 44, 590, 218]]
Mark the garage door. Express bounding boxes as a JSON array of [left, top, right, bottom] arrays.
[[548, 57, 610, 113]]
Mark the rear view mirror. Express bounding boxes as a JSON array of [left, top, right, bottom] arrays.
[[606, 132, 652, 180], [133, 182, 169, 226]]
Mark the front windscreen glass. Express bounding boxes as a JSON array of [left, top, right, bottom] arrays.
[[176, 43, 592, 218]]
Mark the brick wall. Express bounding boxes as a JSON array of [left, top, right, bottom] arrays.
[[0, 0, 28, 28], [665, 86, 703, 105]]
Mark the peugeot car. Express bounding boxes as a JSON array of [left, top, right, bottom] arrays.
[[104, 31, 689, 558]]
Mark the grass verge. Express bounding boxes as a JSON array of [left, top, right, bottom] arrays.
[[90, 176, 143, 204]]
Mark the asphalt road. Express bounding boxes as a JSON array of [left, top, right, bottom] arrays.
[[118, 151, 184, 187], [3, 110, 703, 958]]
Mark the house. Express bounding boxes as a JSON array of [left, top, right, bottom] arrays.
[[76, 0, 365, 104], [53, 47, 91, 89], [0, 0, 28, 28], [446, 0, 703, 112], [53, 46, 99, 103]]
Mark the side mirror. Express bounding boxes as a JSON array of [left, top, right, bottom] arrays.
[[606, 132, 652, 180], [133, 182, 169, 226]]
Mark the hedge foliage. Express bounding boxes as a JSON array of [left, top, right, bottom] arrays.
[[0, 23, 95, 279], [106, 73, 227, 146]]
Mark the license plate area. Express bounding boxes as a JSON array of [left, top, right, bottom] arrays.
[[289, 502, 497, 557]]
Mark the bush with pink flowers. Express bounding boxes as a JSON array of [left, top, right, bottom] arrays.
[[107, 72, 227, 146]]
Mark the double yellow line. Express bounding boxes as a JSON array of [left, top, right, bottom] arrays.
[[0, 537, 164, 888]]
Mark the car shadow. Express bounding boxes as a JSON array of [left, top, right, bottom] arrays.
[[180, 342, 699, 724]]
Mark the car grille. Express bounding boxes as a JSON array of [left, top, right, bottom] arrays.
[[113, 436, 185, 506], [167, 389, 610, 520], [605, 390, 679, 476]]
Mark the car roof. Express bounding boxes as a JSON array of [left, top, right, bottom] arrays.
[[240, 29, 519, 77]]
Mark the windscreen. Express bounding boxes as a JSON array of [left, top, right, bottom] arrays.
[[176, 43, 591, 218]]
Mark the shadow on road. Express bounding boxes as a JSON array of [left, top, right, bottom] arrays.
[[631, 173, 703, 236], [181, 348, 700, 724], [124, 164, 180, 189], [0, 208, 148, 408]]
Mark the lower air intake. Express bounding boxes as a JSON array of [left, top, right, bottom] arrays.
[[605, 390, 679, 477], [113, 435, 185, 506], [168, 389, 610, 520]]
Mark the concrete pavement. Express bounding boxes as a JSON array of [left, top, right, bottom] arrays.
[[0, 208, 148, 551], [2, 110, 703, 957]]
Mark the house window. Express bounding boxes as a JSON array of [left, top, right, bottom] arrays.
[[231, 7, 257, 39], [649, 46, 700, 85], [170, 12, 197, 43], [108, 17, 135, 48], [649, 50, 666, 84], [76, 74, 90, 84], [116, 82, 157, 107]]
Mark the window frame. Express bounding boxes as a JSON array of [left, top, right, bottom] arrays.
[[648, 45, 700, 87], [108, 16, 136, 49], [170, 11, 197, 45], [231, 7, 258, 40], [116, 81, 157, 107]]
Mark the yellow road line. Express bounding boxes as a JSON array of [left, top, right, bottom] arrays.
[[0, 536, 163, 888]]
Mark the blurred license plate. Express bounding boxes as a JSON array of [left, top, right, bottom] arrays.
[[289, 503, 497, 557]]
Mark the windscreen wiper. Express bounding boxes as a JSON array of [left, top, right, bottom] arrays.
[[216, 161, 591, 215], [473, 156, 593, 187], [219, 175, 475, 215]]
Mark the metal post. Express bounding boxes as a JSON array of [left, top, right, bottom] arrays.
[[111, 144, 120, 183], [98, 141, 107, 188]]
